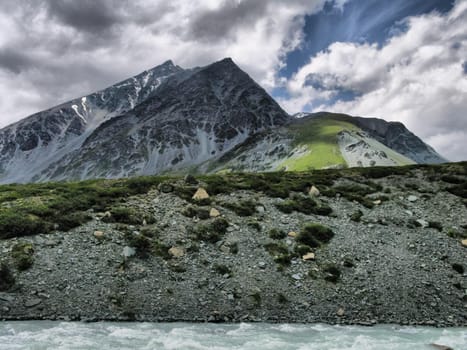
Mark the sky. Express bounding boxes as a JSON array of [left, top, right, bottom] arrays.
[[0, 0, 465, 161]]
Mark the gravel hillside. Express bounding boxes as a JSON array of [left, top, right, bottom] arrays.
[[0, 163, 466, 326]]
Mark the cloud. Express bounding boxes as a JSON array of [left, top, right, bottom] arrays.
[[0, 0, 327, 127], [281, 0, 467, 161]]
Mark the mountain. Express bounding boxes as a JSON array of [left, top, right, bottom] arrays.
[[209, 112, 446, 173], [0, 60, 183, 183], [0, 58, 446, 183]]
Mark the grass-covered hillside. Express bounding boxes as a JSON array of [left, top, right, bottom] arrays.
[[281, 117, 360, 170], [1, 162, 465, 241], [208, 113, 420, 174]]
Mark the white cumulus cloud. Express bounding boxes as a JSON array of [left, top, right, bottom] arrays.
[[281, 0, 467, 161]]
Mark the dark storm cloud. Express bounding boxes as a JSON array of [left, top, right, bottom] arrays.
[[45, 0, 125, 33], [189, 0, 269, 41], [0, 48, 34, 74]]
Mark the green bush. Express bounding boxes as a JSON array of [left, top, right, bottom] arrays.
[[269, 228, 286, 240], [213, 264, 231, 275], [56, 212, 92, 231], [222, 200, 257, 216], [294, 244, 311, 256], [11, 241, 34, 270], [247, 220, 261, 231], [126, 234, 152, 259], [350, 210, 363, 222], [428, 221, 443, 232], [0, 263, 15, 291], [274, 253, 292, 266], [275, 195, 332, 216], [277, 293, 288, 304], [323, 264, 341, 282], [0, 211, 49, 239], [182, 206, 210, 220], [264, 242, 289, 256], [193, 218, 229, 243], [298, 223, 334, 247], [104, 207, 152, 225]]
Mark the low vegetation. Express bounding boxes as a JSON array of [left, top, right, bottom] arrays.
[[275, 194, 332, 216], [0, 176, 164, 239], [222, 200, 257, 216], [297, 223, 334, 248], [192, 218, 229, 243], [11, 241, 35, 270], [0, 263, 15, 291], [0, 162, 465, 242]]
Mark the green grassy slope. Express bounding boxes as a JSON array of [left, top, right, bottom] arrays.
[[279, 116, 360, 171]]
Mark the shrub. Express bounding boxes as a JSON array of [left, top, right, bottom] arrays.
[[274, 253, 292, 266], [222, 200, 257, 216], [213, 264, 231, 275], [126, 234, 152, 259], [323, 264, 341, 282], [264, 242, 289, 255], [452, 263, 464, 274], [277, 293, 288, 304], [297, 223, 334, 247], [333, 184, 376, 208], [269, 228, 286, 240], [250, 292, 261, 307], [294, 244, 311, 256], [104, 206, 152, 225], [193, 218, 229, 243], [428, 221, 443, 232], [56, 212, 91, 231], [182, 206, 210, 220], [447, 182, 467, 199], [350, 210, 363, 222], [275, 195, 332, 216], [247, 220, 261, 231], [0, 211, 49, 239], [0, 263, 15, 291], [11, 241, 34, 270], [153, 240, 172, 260]]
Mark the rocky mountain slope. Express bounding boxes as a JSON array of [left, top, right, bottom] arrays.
[[0, 58, 446, 184], [0, 163, 465, 324]]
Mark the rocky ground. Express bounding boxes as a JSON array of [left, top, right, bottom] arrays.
[[0, 166, 466, 326]]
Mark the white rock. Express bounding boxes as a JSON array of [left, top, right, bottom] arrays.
[[122, 246, 136, 258], [309, 185, 320, 197]]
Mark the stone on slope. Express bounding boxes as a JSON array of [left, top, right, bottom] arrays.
[[193, 188, 209, 200]]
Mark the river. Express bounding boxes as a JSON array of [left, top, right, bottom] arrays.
[[0, 322, 465, 349]]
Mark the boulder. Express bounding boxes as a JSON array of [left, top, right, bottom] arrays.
[[309, 185, 320, 197], [430, 344, 453, 350], [407, 195, 418, 202], [93, 231, 105, 239], [24, 298, 42, 308], [461, 239, 467, 247], [416, 219, 429, 228], [122, 246, 136, 258], [302, 252, 315, 261], [168, 246, 185, 258], [210, 208, 221, 218], [193, 188, 209, 200]]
